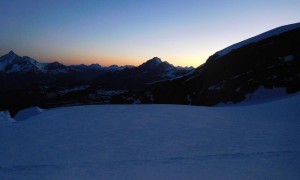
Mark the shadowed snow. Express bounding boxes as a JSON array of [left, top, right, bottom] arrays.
[[1, 95, 300, 179], [14, 107, 43, 121]]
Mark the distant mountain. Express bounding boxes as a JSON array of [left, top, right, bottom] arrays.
[[92, 57, 194, 90], [0, 51, 44, 73], [0, 51, 132, 75], [138, 57, 193, 79], [140, 22, 300, 105], [0, 53, 194, 114], [0, 52, 193, 91]]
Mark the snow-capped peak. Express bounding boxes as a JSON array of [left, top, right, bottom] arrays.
[[0, 51, 48, 73], [0, 51, 18, 62], [217, 22, 300, 57], [8, 50, 16, 56], [0, 51, 18, 71], [89, 64, 102, 69], [139, 57, 163, 69], [152, 57, 162, 63]]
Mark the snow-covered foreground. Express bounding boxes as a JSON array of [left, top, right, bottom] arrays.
[[1, 95, 300, 180]]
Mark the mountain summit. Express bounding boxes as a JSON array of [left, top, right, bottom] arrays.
[[148, 57, 162, 65], [139, 57, 163, 69], [0, 51, 41, 73], [0, 50, 17, 63], [8, 50, 16, 56]]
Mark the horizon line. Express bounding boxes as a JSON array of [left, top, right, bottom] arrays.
[[2, 51, 197, 68]]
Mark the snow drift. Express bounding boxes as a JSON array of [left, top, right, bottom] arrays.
[[14, 106, 43, 121], [0, 111, 15, 124]]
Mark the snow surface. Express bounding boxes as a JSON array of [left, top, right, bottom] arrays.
[[1, 95, 300, 179], [59, 86, 90, 94], [217, 86, 299, 106], [8, 64, 21, 72], [0, 51, 16, 71], [242, 86, 287, 104], [283, 55, 295, 62], [208, 84, 223, 90], [14, 107, 43, 121], [0, 111, 15, 125], [97, 89, 125, 96], [0, 61, 7, 71], [217, 22, 300, 57]]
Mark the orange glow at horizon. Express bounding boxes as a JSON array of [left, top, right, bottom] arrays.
[[36, 53, 209, 68]]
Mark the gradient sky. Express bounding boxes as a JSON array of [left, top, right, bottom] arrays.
[[0, 0, 299, 67]]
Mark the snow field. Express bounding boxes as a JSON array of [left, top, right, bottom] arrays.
[[1, 95, 300, 179]]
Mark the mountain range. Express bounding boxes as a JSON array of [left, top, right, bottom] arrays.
[[0, 50, 135, 74], [0, 52, 193, 91], [1, 22, 300, 115], [0, 52, 193, 114]]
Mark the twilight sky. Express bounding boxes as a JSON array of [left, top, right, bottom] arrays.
[[0, 0, 299, 67]]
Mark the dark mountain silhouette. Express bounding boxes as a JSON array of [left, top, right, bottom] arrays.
[[140, 23, 300, 105]]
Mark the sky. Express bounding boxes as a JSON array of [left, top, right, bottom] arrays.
[[0, 0, 299, 67]]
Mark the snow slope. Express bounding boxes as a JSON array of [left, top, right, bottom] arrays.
[[0, 111, 15, 125], [1, 95, 300, 179], [217, 22, 300, 57], [14, 107, 43, 121]]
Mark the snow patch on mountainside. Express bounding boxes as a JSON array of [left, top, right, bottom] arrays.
[[217, 22, 300, 57], [243, 86, 287, 102], [217, 86, 300, 106], [283, 55, 295, 62], [59, 86, 90, 94], [0, 62, 7, 71]]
